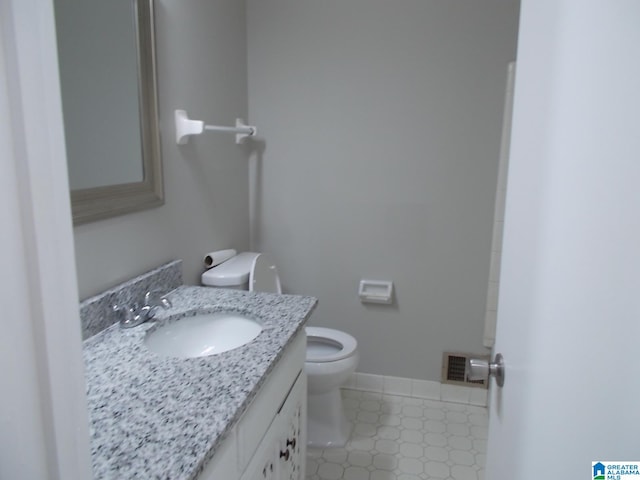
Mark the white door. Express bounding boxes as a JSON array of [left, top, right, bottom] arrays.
[[486, 1, 640, 478], [1, 0, 92, 478]]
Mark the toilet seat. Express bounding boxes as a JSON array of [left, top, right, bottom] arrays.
[[306, 327, 357, 363], [249, 253, 282, 294]]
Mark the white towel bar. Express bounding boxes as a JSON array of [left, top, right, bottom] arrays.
[[175, 109, 257, 145]]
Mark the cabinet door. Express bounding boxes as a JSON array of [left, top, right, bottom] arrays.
[[240, 422, 280, 480], [198, 430, 238, 480], [276, 373, 306, 480], [237, 333, 306, 472]]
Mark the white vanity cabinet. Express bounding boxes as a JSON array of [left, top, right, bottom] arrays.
[[240, 373, 306, 480], [198, 332, 306, 480], [276, 377, 305, 480]]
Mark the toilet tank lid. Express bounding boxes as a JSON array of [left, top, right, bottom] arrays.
[[202, 252, 260, 287]]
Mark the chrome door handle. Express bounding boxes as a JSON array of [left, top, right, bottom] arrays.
[[468, 353, 505, 387]]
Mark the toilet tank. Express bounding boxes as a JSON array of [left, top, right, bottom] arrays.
[[201, 252, 259, 290]]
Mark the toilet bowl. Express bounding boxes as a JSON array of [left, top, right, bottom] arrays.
[[202, 252, 359, 447], [305, 327, 358, 448]]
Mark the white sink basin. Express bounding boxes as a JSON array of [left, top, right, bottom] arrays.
[[144, 313, 263, 358]]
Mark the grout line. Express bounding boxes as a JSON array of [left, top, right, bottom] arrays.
[[347, 371, 488, 407]]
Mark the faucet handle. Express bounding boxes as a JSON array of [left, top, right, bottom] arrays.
[[112, 303, 137, 326], [144, 290, 172, 309], [143, 290, 172, 319], [113, 302, 156, 328], [112, 292, 171, 329]]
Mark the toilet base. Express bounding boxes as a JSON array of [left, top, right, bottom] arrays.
[[307, 388, 352, 448]]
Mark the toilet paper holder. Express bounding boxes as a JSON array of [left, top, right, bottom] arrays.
[[358, 280, 394, 304]]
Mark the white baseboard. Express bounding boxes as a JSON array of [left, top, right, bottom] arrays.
[[343, 372, 488, 407]]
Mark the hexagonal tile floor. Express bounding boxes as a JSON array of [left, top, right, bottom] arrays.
[[306, 389, 488, 480]]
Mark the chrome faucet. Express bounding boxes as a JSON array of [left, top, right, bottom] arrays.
[[113, 290, 172, 328]]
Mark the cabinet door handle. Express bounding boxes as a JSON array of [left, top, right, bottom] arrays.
[[279, 449, 290, 461], [286, 438, 296, 449]]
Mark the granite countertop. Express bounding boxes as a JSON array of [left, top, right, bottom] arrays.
[[83, 285, 317, 480]]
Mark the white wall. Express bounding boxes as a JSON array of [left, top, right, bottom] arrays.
[[247, 0, 520, 380], [73, 0, 251, 299]]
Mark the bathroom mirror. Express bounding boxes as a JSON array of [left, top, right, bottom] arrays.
[[55, 0, 163, 225]]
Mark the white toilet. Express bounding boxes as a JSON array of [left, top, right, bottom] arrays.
[[305, 327, 358, 448], [202, 252, 359, 448]]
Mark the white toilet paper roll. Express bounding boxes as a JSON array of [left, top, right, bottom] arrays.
[[203, 249, 237, 269]]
